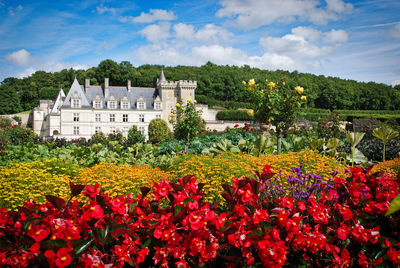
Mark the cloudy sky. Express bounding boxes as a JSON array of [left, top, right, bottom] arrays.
[[1, 0, 400, 85]]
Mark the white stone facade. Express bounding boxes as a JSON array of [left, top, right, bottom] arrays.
[[32, 71, 196, 140]]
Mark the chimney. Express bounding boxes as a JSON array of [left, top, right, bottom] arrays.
[[104, 78, 109, 98], [127, 80, 131, 92], [85, 79, 90, 90]]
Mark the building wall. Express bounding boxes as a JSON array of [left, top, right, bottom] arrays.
[[58, 108, 162, 139]]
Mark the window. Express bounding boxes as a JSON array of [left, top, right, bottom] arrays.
[[110, 114, 115, 122], [138, 102, 145, 110], [139, 114, 144, 122], [95, 126, 101, 133], [95, 114, 101, 122], [73, 126, 79, 135], [122, 102, 129, 109], [94, 101, 102, 109], [109, 101, 116, 109], [73, 113, 79, 122], [155, 102, 161, 110], [139, 126, 145, 135], [123, 114, 128, 122], [72, 99, 80, 108], [156, 114, 161, 119]]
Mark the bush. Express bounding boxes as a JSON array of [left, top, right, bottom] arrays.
[[127, 125, 145, 145], [216, 110, 253, 121], [107, 130, 125, 143], [148, 118, 171, 144]]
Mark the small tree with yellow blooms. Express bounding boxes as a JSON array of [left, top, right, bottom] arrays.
[[169, 99, 204, 153], [244, 79, 307, 154]]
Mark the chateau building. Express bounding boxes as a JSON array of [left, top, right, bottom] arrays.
[[32, 70, 196, 139]]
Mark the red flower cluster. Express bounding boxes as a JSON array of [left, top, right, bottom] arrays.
[[0, 166, 399, 267]]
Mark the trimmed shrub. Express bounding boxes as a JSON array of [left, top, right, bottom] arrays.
[[148, 118, 171, 144], [216, 110, 253, 121], [127, 125, 145, 144]]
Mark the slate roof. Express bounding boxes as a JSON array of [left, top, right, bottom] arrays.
[[62, 78, 159, 109]]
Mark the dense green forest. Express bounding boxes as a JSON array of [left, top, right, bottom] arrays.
[[1, 59, 400, 114]]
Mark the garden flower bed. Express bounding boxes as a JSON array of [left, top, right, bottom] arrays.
[[0, 165, 399, 267]]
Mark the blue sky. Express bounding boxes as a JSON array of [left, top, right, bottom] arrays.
[[1, 0, 400, 86]]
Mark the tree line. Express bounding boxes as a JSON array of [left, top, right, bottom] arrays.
[[1, 59, 399, 114]]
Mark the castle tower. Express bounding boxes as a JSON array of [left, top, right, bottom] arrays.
[[157, 69, 178, 122]]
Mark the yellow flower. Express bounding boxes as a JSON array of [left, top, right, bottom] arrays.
[[168, 113, 172, 116], [248, 79, 255, 86], [247, 109, 254, 117], [295, 86, 304, 94], [268, 81, 276, 90], [301, 96, 307, 101], [242, 81, 246, 85], [176, 103, 181, 108], [187, 98, 192, 103], [260, 90, 264, 93], [168, 117, 172, 121], [193, 100, 197, 104]]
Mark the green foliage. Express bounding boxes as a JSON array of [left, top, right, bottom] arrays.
[[373, 124, 399, 161], [346, 132, 367, 166], [386, 194, 400, 216], [127, 125, 145, 145], [169, 100, 204, 147], [1, 60, 400, 114], [216, 110, 253, 121], [148, 118, 172, 144]]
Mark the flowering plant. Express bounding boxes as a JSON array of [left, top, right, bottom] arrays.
[[169, 99, 204, 152], [244, 79, 306, 153], [0, 165, 399, 267]]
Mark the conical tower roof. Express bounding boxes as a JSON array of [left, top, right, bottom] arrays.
[[159, 69, 166, 82]]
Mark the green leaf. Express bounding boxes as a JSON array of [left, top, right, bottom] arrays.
[[385, 194, 400, 216], [142, 238, 151, 248], [174, 205, 182, 216], [346, 132, 365, 148], [74, 239, 93, 255], [373, 124, 399, 143], [42, 239, 68, 248], [95, 228, 105, 244]]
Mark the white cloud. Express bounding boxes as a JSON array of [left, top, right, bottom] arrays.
[[134, 43, 302, 72], [17, 62, 88, 78], [5, 49, 32, 66], [260, 34, 335, 58], [259, 27, 348, 58], [323, 29, 348, 43], [139, 23, 171, 43], [390, 23, 400, 39], [173, 23, 195, 40], [133, 9, 176, 23], [291, 26, 322, 42], [173, 23, 233, 44], [96, 4, 117, 16], [8, 5, 22, 16], [194, 24, 233, 44], [326, 0, 353, 13], [216, 0, 353, 29], [392, 79, 400, 86]]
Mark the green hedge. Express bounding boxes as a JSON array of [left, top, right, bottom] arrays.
[[196, 95, 252, 109], [216, 110, 253, 121]]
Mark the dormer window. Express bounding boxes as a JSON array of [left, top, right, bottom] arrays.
[[154, 96, 162, 110], [122, 102, 129, 109], [93, 95, 103, 109], [137, 96, 146, 110], [72, 99, 80, 108], [108, 96, 117, 109], [121, 96, 130, 109], [109, 101, 116, 109]]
